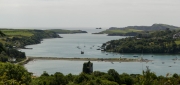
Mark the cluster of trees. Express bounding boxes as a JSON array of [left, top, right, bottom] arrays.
[[104, 37, 180, 53], [103, 29, 180, 53], [0, 47, 26, 62], [0, 31, 26, 62], [0, 62, 31, 85], [137, 28, 177, 39], [1, 62, 180, 85], [31, 68, 180, 85]]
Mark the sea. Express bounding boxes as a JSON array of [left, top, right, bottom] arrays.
[[21, 28, 180, 76]]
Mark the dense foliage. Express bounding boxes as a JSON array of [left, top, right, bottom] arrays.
[[102, 29, 180, 53], [0, 62, 31, 85], [0, 58, 180, 85], [0, 31, 26, 62], [30, 68, 180, 85], [2, 29, 61, 48], [0, 29, 62, 62]]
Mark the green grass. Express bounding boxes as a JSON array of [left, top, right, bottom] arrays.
[[175, 40, 180, 45], [0, 29, 34, 45], [100, 29, 143, 34], [1, 30, 33, 37]]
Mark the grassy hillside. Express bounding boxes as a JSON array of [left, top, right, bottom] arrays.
[[0, 29, 61, 48], [96, 24, 180, 36], [100, 28, 143, 34], [1, 29, 34, 37], [122, 24, 179, 31]]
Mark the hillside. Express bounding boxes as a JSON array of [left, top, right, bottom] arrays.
[[101, 29, 180, 53], [0, 29, 61, 48], [109, 24, 179, 31], [96, 24, 180, 36], [0, 29, 63, 62]]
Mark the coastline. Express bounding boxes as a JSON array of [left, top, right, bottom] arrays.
[[25, 56, 152, 64]]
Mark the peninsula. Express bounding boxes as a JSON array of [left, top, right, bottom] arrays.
[[0, 28, 87, 63], [101, 27, 180, 53], [94, 24, 180, 36]]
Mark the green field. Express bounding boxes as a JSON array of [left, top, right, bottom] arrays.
[[100, 28, 143, 34], [1, 29, 34, 37]]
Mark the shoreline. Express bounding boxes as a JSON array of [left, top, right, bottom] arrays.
[[25, 56, 152, 64]]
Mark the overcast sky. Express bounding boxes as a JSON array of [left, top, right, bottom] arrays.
[[0, 0, 180, 28]]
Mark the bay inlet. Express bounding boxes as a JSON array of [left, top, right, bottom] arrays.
[[21, 29, 180, 76]]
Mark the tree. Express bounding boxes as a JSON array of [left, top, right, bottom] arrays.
[[107, 69, 121, 84], [0, 62, 31, 85]]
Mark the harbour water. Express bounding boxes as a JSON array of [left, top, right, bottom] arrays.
[[22, 29, 180, 76]]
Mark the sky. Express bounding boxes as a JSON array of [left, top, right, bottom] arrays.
[[0, 0, 180, 28]]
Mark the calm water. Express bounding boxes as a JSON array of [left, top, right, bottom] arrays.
[[23, 29, 180, 76]]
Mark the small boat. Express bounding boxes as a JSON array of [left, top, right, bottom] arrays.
[[111, 62, 114, 64], [162, 62, 165, 64], [97, 48, 101, 50]]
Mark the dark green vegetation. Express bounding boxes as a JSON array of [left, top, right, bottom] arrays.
[[0, 29, 61, 62], [31, 68, 180, 85], [0, 30, 26, 62], [0, 62, 31, 85], [102, 28, 180, 53], [96, 24, 180, 36], [1, 62, 180, 85], [0, 29, 61, 48], [49, 29, 87, 34]]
